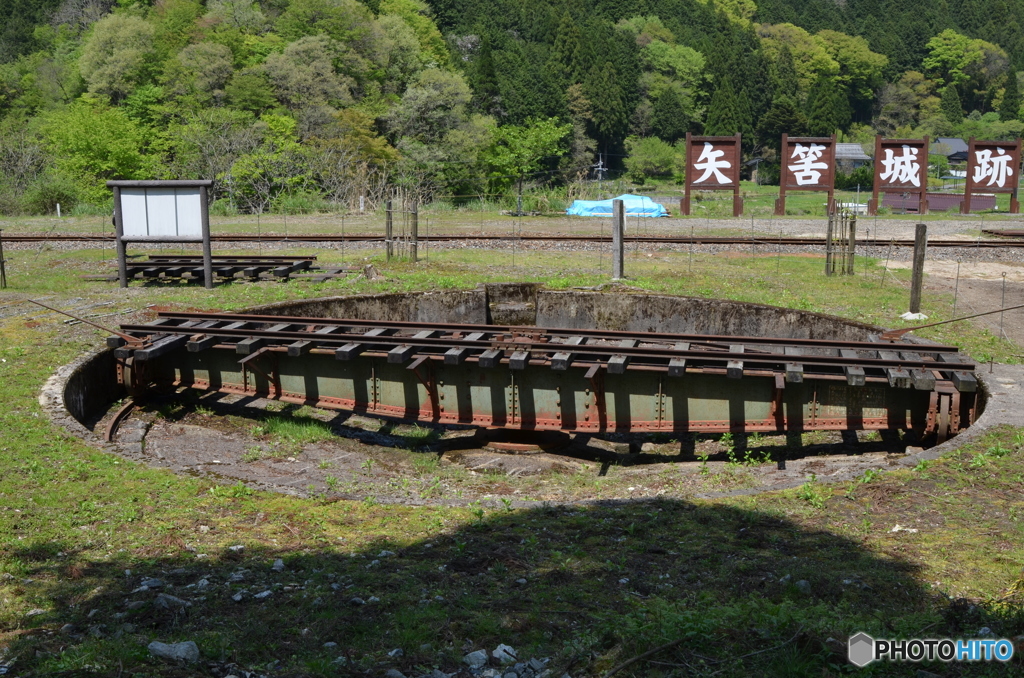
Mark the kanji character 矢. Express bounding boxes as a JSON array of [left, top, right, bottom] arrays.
[[692, 142, 732, 184]]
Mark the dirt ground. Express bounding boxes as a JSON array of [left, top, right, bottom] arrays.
[[100, 390, 936, 508], [884, 258, 1024, 350]]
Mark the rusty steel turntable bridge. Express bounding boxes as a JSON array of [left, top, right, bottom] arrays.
[[108, 312, 979, 443]]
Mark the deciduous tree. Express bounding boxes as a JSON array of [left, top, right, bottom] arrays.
[[78, 13, 155, 102]]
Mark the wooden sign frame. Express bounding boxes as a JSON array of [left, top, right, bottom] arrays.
[[681, 133, 743, 217], [774, 134, 836, 216], [108, 180, 214, 289], [868, 136, 929, 216], [962, 137, 1021, 214]]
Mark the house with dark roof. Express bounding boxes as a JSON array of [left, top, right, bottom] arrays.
[[930, 137, 969, 162], [835, 142, 872, 171]]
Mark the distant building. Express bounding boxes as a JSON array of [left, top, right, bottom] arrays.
[[835, 143, 872, 171], [930, 137, 969, 162]]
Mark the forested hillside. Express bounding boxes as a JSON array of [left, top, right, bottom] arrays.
[[0, 0, 1022, 215]]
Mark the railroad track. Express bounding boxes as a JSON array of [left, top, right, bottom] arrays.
[[7, 233, 1024, 247]]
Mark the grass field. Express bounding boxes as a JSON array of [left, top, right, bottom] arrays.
[[2, 243, 1023, 677], [1, 179, 1021, 239]]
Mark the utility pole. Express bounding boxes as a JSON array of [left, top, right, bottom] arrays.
[[593, 153, 607, 199]]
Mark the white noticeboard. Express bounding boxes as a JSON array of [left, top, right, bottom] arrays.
[[121, 187, 204, 239]]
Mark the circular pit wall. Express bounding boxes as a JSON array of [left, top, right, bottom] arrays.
[[43, 284, 999, 507]]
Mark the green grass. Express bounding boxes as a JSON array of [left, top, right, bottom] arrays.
[[251, 413, 335, 447], [2, 239, 1024, 676]]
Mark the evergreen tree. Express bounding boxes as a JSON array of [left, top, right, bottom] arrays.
[[470, 35, 501, 117], [1002, 72, 1021, 121], [773, 45, 800, 100], [584, 62, 627, 145], [651, 87, 688, 143], [940, 85, 964, 125], [757, 95, 807, 150], [806, 76, 842, 136], [745, 49, 775, 130], [552, 12, 585, 85], [703, 77, 743, 136]]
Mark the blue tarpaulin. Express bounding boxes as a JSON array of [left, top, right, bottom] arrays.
[[565, 194, 669, 217]]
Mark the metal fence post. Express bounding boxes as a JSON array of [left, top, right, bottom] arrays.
[[0, 229, 7, 289], [909, 223, 927, 313], [846, 213, 857, 275], [410, 199, 418, 262], [385, 199, 393, 261]]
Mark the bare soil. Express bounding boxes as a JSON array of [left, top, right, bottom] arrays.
[[104, 391, 933, 507]]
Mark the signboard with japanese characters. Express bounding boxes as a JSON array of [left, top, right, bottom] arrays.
[[963, 138, 1021, 214], [682, 133, 743, 217], [774, 134, 836, 216], [868, 136, 929, 215]]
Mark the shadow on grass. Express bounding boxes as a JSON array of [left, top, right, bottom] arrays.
[[3, 498, 1022, 677]]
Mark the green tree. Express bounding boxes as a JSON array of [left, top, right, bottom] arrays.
[[923, 29, 983, 88], [225, 69, 277, 112], [805, 76, 845, 135], [584, 61, 628, 144], [704, 77, 742, 136], [264, 35, 355, 108], [470, 35, 501, 117], [483, 117, 570, 193], [552, 11, 586, 84], [379, 0, 448, 67], [639, 40, 706, 89], [940, 84, 963, 125], [152, 0, 203, 61], [40, 101, 160, 203], [773, 45, 800, 100], [623, 135, 678, 183], [275, 0, 373, 44], [651, 86, 688, 143], [204, 0, 268, 33], [227, 112, 308, 213], [374, 14, 430, 94], [163, 41, 235, 102], [1001, 72, 1021, 121], [757, 95, 806, 150], [758, 23, 839, 91], [812, 30, 888, 103], [164, 108, 261, 195], [386, 68, 472, 143], [78, 13, 156, 102]]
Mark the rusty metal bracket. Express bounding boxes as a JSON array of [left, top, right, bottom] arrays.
[[239, 347, 280, 396], [585, 364, 607, 429], [408, 355, 440, 419]]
